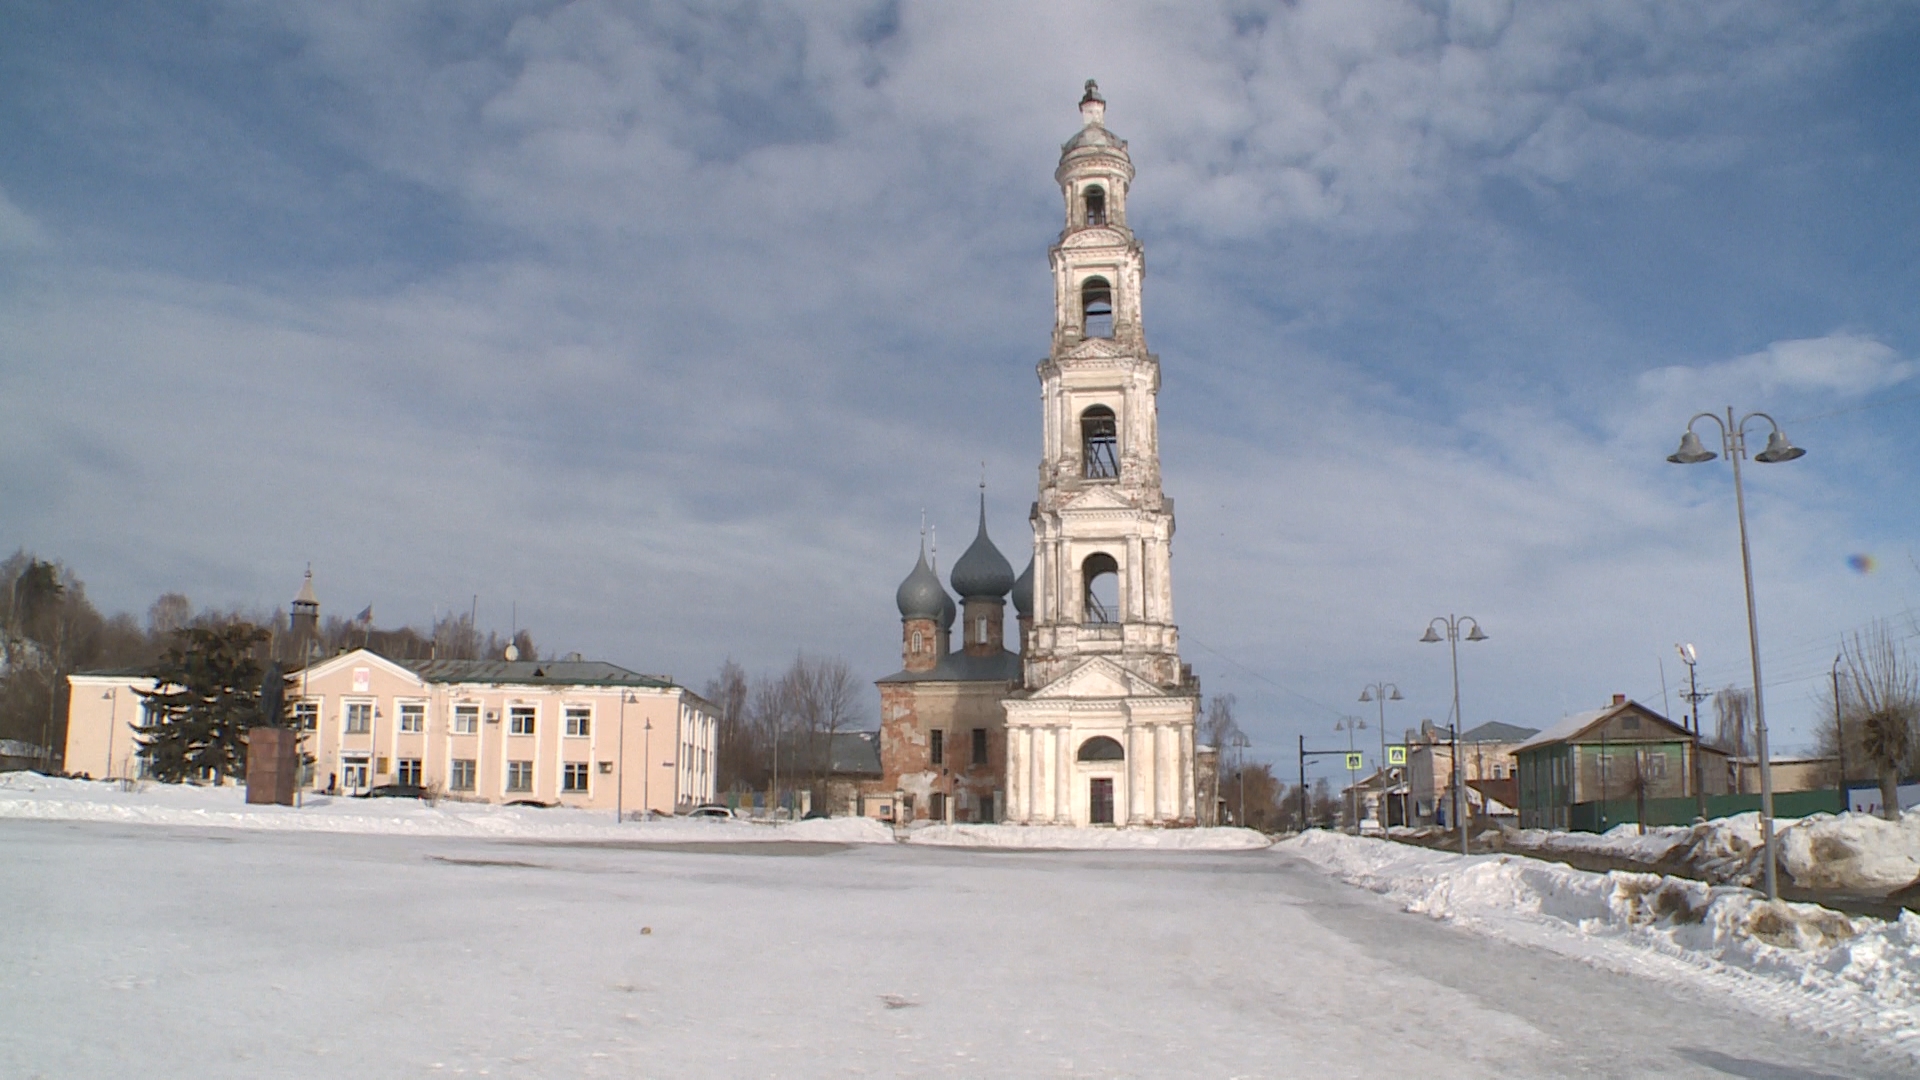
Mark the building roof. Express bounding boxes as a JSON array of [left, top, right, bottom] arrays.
[[395, 657, 679, 689], [1514, 700, 1686, 753], [876, 648, 1023, 685], [1460, 721, 1539, 744], [1011, 557, 1034, 618], [775, 731, 883, 777]]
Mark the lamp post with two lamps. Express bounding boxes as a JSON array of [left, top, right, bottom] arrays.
[[616, 690, 637, 822], [1422, 615, 1487, 855], [1228, 730, 1251, 826], [1667, 406, 1806, 902], [1359, 682, 1402, 827]]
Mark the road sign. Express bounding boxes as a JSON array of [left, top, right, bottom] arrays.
[[1387, 745, 1407, 766], [1345, 752, 1363, 772]]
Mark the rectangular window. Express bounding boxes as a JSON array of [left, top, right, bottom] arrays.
[[929, 792, 947, 821], [1643, 751, 1668, 779], [509, 706, 536, 736], [930, 729, 944, 766], [398, 702, 425, 733], [565, 706, 591, 738], [396, 758, 422, 786], [506, 760, 534, 792], [449, 759, 476, 791], [972, 728, 988, 765], [294, 701, 318, 730], [345, 702, 371, 734], [562, 762, 590, 792], [453, 705, 479, 735]]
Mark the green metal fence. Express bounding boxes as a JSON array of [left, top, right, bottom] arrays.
[[1567, 789, 1849, 832]]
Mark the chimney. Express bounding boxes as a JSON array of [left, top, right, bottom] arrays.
[[1611, 693, 1626, 706]]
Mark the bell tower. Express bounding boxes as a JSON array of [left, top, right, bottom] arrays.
[[1024, 79, 1182, 692], [1003, 82, 1198, 827]]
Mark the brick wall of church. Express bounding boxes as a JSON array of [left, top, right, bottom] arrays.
[[879, 681, 1011, 822]]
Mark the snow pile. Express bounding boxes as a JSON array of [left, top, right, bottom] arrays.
[[1501, 821, 1693, 863], [1775, 811, 1920, 894], [0, 771, 894, 844], [1285, 829, 1920, 1057], [908, 823, 1271, 850]]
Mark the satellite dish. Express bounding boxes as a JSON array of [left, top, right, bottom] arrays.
[[504, 644, 520, 662], [1419, 718, 1436, 741]]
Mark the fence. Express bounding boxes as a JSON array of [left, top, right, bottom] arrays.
[[1567, 789, 1851, 832]]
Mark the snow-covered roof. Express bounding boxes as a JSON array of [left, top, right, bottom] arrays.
[[1514, 700, 1688, 753]]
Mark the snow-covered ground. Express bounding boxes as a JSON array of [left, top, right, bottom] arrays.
[[906, 822, 1270, 850], [0, 771, 895, 845], [1284, 830, 1920, 1064], [1496, 809, 1920, 894]]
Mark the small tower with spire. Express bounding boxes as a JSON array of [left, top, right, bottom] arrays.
[[289, 566, 320, 654]]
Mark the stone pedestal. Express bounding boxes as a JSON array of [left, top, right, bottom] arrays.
[[246, 726, 299, 806]]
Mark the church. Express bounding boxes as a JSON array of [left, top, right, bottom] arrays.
[[877, 82, 1203, 827]]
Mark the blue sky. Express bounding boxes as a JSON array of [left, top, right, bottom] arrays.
[[4, 1, 1919, 773]]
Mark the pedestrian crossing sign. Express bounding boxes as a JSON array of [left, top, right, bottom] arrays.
[[1345, 752, 1363, 771], [1387, 745, 1407, 766]]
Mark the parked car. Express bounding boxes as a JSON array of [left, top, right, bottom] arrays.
[[355, 784, 427, 800], [503, 798, 553, 808], [684, 804, 736, 819]]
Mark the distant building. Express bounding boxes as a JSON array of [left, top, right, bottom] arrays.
[[1406, 720, 1539, 826], [1513, 696, 1702, 830]]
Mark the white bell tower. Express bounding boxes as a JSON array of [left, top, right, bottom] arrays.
[[1003, 82, 1199, 827]]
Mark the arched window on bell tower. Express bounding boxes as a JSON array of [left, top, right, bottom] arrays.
[[1084, 185, 1106, 227], [1081, 405, 1119, 479], [1082, 552, 1119, 624], [1081, 277, 1113, 338]]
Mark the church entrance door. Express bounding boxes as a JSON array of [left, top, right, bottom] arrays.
[[1090, 777, 1114, 824]]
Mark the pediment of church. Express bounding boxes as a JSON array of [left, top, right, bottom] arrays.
[[1028, 656, 1167, 701], [1059, 485, 1136, 511], [1063, 336, 1131, 361], [1061, 228, 1126, 250]]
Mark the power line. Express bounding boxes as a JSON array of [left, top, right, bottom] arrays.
[[1182, 634, 1346, 719]]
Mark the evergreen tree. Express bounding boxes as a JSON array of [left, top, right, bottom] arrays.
[[134, 623, 289, 783]]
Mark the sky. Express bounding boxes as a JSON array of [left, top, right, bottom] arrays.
[[4, 0, 1919, 771]]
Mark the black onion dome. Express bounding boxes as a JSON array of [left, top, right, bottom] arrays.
[[895, 546, 949, 621], [1011, 557, 1034, 618], [950, 495, 1016, 600], [940, 587, 956, 629]]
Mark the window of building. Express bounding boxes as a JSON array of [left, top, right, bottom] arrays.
[[1642, 750, 1667, 779], [453, 704, 478, 734], [911, 629, 924, 653], [972, 728, 988, 765], [979, 791, 994, 823], [506, 760, 534, 792], [345, 702, 371, 734], [565, 706, 591, 738], [509, 706, 536, 736], [294, 701, 318, 730], [396, 758, 422, 786], [1084, 185, 1106, 226], [1081, 276, 1113, 338], [1082, 552, 1119, 623], [563, 762, 590, 792], [450, 759, 477, 791], [930, 792, 947, 821], [1077, 736, 1125, 761], [1081, 406, 1118, 479], [930, 729, 945, 766], [398, 702, 424, 733], [976, 615, 988, 645]]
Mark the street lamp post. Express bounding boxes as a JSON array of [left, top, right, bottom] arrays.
[[1676, 643, 1708, 821], [1228, 731, 1251, 826], [1667, 406, 1805, 902], [642, 717, 654, 819], [617, 691, 636, 822], [1359, 682, 1402, 828], [102, 689, 117, 779], [1422, 615, 1487, 856], [1335, 717, 1366, 833]]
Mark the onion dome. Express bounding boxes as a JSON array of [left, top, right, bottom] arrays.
[[1061, 80, 1128, 161], [940, 586, 957, 629], [1011, 557, 1034, 618], [895, 545, 950, 621], [950, 494, 1016, 600]]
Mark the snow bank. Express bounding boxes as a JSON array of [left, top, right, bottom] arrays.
[[907, 823, 1271, 850], [0, 771, 894, 844], [1284, 830, 1920, 1058]]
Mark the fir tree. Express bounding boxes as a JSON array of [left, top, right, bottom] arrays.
[[134, 623, 289, 782]]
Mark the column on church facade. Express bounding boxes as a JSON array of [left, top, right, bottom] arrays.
[[1055, 725, 1072, 824], [1006, 725, 1025, 822]]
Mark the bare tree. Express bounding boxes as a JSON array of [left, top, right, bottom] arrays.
[[1838, 622, 1919, 820], [785, 654, 865, 806], [146, 593, 192, 637], [1202, 693, 1240, 750], [1711, 686, 1753, 760], [702, 658, 752, 791]]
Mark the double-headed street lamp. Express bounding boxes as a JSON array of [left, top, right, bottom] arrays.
[[1334, 716, 1366, 833], [1667, 406, 1806, 902], [1422, 615, 1486, 855], [1359, 682, 1402, 827]]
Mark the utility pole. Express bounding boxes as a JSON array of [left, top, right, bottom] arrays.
[[1298, 734, 1308, 829], [1833, 654, 1848, 814], [1677, 644, 1707, 820]]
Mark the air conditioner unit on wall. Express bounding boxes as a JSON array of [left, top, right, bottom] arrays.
[[485, 710, 499, 724]]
